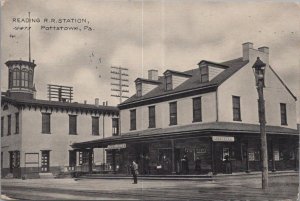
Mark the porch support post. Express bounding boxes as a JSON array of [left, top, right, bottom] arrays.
[[211, 138, 216, 175], [112, 149, 116, 174], [294, 138, 298, 171], [271, 139, 276, 172], [171, 139, 176, 174], [88, 148, 93, 173], [246, 140, 250, 173]]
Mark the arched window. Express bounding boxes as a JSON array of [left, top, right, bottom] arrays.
[[8, 70, 13, 88], [28, 70, 33, 88], [12, 68, 20, 87], [21, 69, 29, 87]]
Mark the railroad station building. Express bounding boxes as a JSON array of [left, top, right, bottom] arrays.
[[73, 42, 299, 175], [1, 60, 119, 178]]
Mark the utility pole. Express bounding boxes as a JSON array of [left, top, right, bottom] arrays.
[[111, 66, 129, 103], [252, 57, 268, 189]]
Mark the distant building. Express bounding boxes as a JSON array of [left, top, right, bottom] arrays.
[[73, 42, 299, 175], [1, 60, 119, 178]]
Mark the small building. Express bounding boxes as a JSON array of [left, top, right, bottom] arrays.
[[1, 60, 119, 178], [73, 42, 299, 175]]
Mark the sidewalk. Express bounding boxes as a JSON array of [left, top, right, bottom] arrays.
[[77, 170, 298, 181]]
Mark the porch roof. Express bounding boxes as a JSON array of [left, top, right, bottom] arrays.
[[71, 122, 298, 149]]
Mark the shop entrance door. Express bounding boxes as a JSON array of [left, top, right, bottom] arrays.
[[158, 148, 172, 174], [41, 151, 50, 172]]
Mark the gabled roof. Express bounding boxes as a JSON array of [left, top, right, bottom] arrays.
[[72, 122, 298, 149], [198, 60, 229, 69], [163, 69, 192, 77], [269, 66, 297, 101], [1, 96, 119, 115], [135, 78, 161, 85], [119, 58, 248, 109]]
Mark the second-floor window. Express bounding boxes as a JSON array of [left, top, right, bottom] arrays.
[[169, 102, 177, 125], [69, 115, 77, 135], [148, 106, 156, 128], [280, 103, 287, 125], [165, 75, 172, 91], [200, 66, 208, 83], [1, 117, 4, 137], [193, 97, 202, 122], [7, 115, 11, 135], [130, 109, 136, 130], [232, 96, 241, 121], [92, 116, 99, 136], [112, 118, 119, 136], [15, 112, 19, 134], [42, 113, 51, 134]]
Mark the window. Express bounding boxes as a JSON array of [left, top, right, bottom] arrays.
[[28, 70, 33, 88], [232, 96, 241, 121], [9, 70, 13, 88], [165, 75, 172, 90], [9, 151, 20, 171], [148, 106, 156, 128], [193, 97, 202, 122], [42, 113, 51, 134], [130, 109, 136, 130], [12, 69, 20, 87], [169, 102, 177, 125], [200, 66, 208, 83], [136, 83, 142, 97], [280, 103, 287, 125], [21, 69, 29, 87], [69, 150, 77, 167], [15, 113, 19, 134], [1, 117, 4, 137], [7, 115, 11, 135], [112, 118, 119, 136], [92, 116, 99, 135], [69, 115, 77, 135]]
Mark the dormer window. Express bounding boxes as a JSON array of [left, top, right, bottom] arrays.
[[200, 66, 208, 83], [136, 83, 142, 97], [165, 75, 172, 91]]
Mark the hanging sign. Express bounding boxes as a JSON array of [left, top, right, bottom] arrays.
[[212, 136, 235, 142], [107, 143, 126, 150]]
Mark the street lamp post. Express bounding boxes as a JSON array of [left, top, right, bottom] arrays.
[[252, 57, 268, 189]]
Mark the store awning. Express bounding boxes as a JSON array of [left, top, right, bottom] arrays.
[[71, 122, 298, 149]]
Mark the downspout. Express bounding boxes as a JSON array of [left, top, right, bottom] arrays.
[[216, 87, 219, 122]]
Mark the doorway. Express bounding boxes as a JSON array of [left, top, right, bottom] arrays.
[[41, 151, 50, 172]]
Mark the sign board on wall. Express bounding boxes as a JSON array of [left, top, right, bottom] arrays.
[[248, 152, 255, 161], [107, 143, 126, 150], [212, 136, 235, 142]]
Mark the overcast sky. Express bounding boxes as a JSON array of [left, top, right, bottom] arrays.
[[1, 0, 300, 121]]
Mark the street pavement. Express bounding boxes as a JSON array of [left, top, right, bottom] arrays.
[[1, 173, 299, 200]]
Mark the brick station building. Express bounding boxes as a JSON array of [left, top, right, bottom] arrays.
[[73, 42, 299, 175]]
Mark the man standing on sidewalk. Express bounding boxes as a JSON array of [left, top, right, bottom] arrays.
[[131, 160, 139, 184]]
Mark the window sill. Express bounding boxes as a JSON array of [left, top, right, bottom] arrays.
[[233, 119, 242, 122], [42, 132, 51, 134], [130, 129, 136, 131], [69, 133, 78, 135], [14, 132, 19, 135], [281, 123, 288, 126], [169, 124, 177, 126]]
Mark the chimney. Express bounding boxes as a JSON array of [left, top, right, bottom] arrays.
[[103, 102, 105, 106], [242, 42, 253, 61], [148, 69, 158, 80], [84, 100, 87, 104], [106, 101, 108, 106], [258, 46, 269, 54], [95, 98, 99, 106]]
